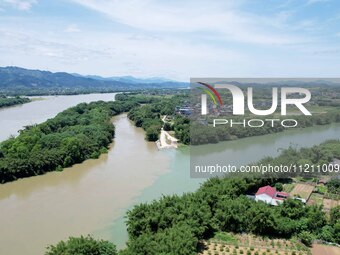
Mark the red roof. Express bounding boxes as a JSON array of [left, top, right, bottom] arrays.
[[255, 185, 276, 198]]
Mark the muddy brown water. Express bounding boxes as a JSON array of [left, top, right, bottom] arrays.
[[0, 113, 171, 255]]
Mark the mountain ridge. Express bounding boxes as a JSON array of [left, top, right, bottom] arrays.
[[0, 66, 187, 95]]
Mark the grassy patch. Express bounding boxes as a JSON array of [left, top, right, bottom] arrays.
[[283, 183, 295, 193], [315, 185, 327, 194], [213, 232, 238, 245]]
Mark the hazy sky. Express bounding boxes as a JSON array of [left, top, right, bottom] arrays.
[[0, 0, 340, 80]]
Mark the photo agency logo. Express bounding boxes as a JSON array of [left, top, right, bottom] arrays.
[[189, 78, 340, 179], [196, 80, 312, 128]]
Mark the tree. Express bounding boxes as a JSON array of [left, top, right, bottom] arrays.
[[275, 182, 283, 191], [163, 122, 172, 131], [45, 235, 117, 255], [123, 224, 198, 255], [318, 226, 335, 242], [330, 206, 340, 225], [0, 99, 138, 183], [146, 126, 159, 141], [299, 231, 314, 247]]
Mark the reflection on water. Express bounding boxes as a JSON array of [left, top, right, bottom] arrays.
[[0, 114, 171, 255]]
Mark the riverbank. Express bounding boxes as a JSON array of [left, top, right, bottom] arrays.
[[156, 115, 179, 149], [0, 99, 142, 183], [0, 96, 30, 109], [0, 113, 172, 255], [0, 93, 118, 142], [1, 93, 340, 254], [1, 117, 340, 254]]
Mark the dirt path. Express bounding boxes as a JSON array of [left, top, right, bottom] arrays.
[[156, 115, 178, 149], [312, 244, 340, 255]]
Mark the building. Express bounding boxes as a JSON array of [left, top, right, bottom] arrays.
[[176, 106, 193, 115], [255, 185, 289, 206]]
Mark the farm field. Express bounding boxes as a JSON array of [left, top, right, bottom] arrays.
[[323, 198, 340, 212], [199, 233, 311, 255], [307, 193, 323, 206], [290, 183, 315, 201]]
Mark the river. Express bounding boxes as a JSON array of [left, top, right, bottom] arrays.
[[0, 112, 171, 255], [0, 94, 339, 254], [0, 93, 118, 141]]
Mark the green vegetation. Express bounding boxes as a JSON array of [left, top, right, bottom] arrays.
[[190, 110, 340, 145], [0, 66, 186, 96], [128, 104, 163, 141], [120, 176, 338, 254], [213, 232, 238, 245], [0, 95, 30, 108], [257, 140, 340, 178], [298, 231, 315, 247], [118, 141, 339, 254], [0, 98, 139, 183], [327, 179, 340, 195], [173, 115, 190, 144], [0, 92, 192, 182], [119, 89, 340, 146], [2, 90, 338, 253], [45, 235, 117, 255], [45, 140, 339, 254], [126, 93, 190, 143]]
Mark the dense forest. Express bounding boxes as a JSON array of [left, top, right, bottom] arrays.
[[45, 140, 340, 255], [257, 140, 340, 178], [0, 97, 141, 183], [190, 110, 340, 145], [2, 92, 338, 183], [127, 93, 190, 142], [0, 93, 187, 183], [122, 92, 340, 146], [1, 92, 339, 254], [121, 180, 338, 254], [0, 95, 30, 108], [119, 141, 340, 254]]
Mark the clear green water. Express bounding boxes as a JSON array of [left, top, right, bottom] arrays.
[[102, 123, 340, 248]]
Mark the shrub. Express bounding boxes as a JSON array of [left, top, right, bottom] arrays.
[[45, 235, 117, 255], [299, 231, 314, 247]]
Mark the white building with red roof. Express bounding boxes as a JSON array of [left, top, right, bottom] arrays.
[[255, 185, 289, 206]]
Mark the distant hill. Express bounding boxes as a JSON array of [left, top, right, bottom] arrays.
[[72, 73, 175, 84], [0, 66, 187, 95]]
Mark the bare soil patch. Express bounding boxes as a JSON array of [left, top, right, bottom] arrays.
[[312, 244, 340, 255]]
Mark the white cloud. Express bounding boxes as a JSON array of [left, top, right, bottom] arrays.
[[65, 24, 81, 33], [1, 0, 37, 10], [1, 0, 339, 79], [0, 26, 247, 79], [69, 0, 309, 46]]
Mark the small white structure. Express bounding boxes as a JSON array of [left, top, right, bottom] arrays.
[[255, 185, 289, 206]]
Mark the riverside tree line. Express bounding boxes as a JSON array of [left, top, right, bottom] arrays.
[[0, 93, 182, 183], [121, 93, 340, 146], [0, 96, 143, 183], [46, 140, 340, 255], [45, 177, 340, 255], [0, 95, 30, 108], [0, 92, 339, 254]]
